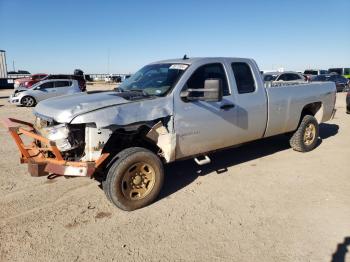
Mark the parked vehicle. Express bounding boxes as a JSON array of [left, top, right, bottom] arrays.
[[304, 69, 328, 76], [9, 79, 82, 107], [14, 73, 48, 89], [45, 74, 86, 91], [105, 75, 122, 83], [303, 69, 328, 81], [263, 71, 306, 82], [311, 74, 350, 92], [3, 57, 337, 211], [328, 68, 350, 79], [346, 90, 350, 114]]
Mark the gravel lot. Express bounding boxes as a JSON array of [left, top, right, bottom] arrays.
[[0, 85, 349, 262]]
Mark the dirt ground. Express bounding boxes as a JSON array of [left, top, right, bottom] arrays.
[[0, 85, 349, 262]]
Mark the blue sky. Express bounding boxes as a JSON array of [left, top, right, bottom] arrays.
[[0, 0, 349, 74]]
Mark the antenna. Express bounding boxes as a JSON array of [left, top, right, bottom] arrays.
[[183, 54, 189, 60]]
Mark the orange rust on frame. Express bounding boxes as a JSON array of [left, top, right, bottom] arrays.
[[8, 128, 31, 159], [18, 127, 50, 144], [49, 143, 64, 161], [2, 118, 110, 177], [95, 153, 110, 168]]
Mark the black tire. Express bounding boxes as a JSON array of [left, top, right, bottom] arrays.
[[103, 147, 164, 211], [21, 96, 36, 107], [289, 115, 319, 152]]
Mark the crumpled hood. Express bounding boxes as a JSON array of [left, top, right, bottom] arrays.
[[33, 91, 173, 128], [34, 91, 131, 123]]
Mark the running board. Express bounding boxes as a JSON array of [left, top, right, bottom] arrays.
[[194, 155, 211, 165]]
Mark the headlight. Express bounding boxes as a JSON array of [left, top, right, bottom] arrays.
[[40, 124, 73, 151]]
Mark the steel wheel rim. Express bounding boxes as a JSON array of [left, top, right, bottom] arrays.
[[121, 162, 156, 201], [304, 123, 316, 146], [22, 97, 34, 106]]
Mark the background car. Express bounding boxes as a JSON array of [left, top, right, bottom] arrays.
[[9, 79, 82, 107], [328, 68, 350, 79], [14, 73, 47, 89], [311, 74, 350, 92], [45, 74, 86, 91], [104, 75, 122, 83], [263, 71, 306, 82], [303, 69, 328, 81]]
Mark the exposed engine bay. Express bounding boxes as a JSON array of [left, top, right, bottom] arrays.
[[33, 115, 176, 163]]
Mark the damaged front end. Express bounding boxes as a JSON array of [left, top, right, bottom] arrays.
[[3, 115, 176, 178], [2, 117, 109, 177]]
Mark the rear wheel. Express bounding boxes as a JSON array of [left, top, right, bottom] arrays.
[[290, 115, 319, 152], [21, 96, 36, 107], [103, 147, 164, 211]]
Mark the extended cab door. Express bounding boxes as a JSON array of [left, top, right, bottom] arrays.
[[173, 59, 268, 159]]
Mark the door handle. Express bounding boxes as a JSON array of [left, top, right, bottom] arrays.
[[220, 104, 235, 110]]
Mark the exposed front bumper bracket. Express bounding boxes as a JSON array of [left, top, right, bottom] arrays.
[[2, 118, 109, 177]]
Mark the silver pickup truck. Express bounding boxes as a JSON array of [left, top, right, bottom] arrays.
[[3, 57, 337, 211]]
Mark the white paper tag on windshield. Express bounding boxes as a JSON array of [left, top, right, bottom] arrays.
[[169, 64, 188, 70]]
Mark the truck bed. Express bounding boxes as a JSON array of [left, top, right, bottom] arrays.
[[264, 81, 336, 137]]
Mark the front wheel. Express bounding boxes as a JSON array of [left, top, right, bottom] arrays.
[[21, 96, 36, 107], [103, 147, 164, 211], [289, 115, 319, 152]]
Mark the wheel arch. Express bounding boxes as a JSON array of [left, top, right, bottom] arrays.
[[101, 118, 175, 169], [300, 102, 323, 123]]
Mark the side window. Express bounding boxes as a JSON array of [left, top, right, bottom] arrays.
[[185, 63, 230, 96], [289, 74, 300, 80], [40, 82, 54, 89], [55, 81, 71, 87], [231, 62, 256, 94], [277, 74, 287, 81]]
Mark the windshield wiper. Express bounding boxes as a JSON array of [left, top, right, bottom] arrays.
[[129, 89, 151, 97]]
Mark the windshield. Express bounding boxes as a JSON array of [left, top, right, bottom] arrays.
[[117, 63, 188, 96]]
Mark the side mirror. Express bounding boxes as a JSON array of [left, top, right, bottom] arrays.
[[181, 79, 223, 102]]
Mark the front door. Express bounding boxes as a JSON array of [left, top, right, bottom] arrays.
[[36, 81, 56, 100], [173, 61, 268, 159]]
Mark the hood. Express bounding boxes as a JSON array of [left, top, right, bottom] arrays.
[[34, 91, 132, 123]]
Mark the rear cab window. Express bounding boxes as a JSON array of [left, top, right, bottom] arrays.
[[231, 62, 256, 94]]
